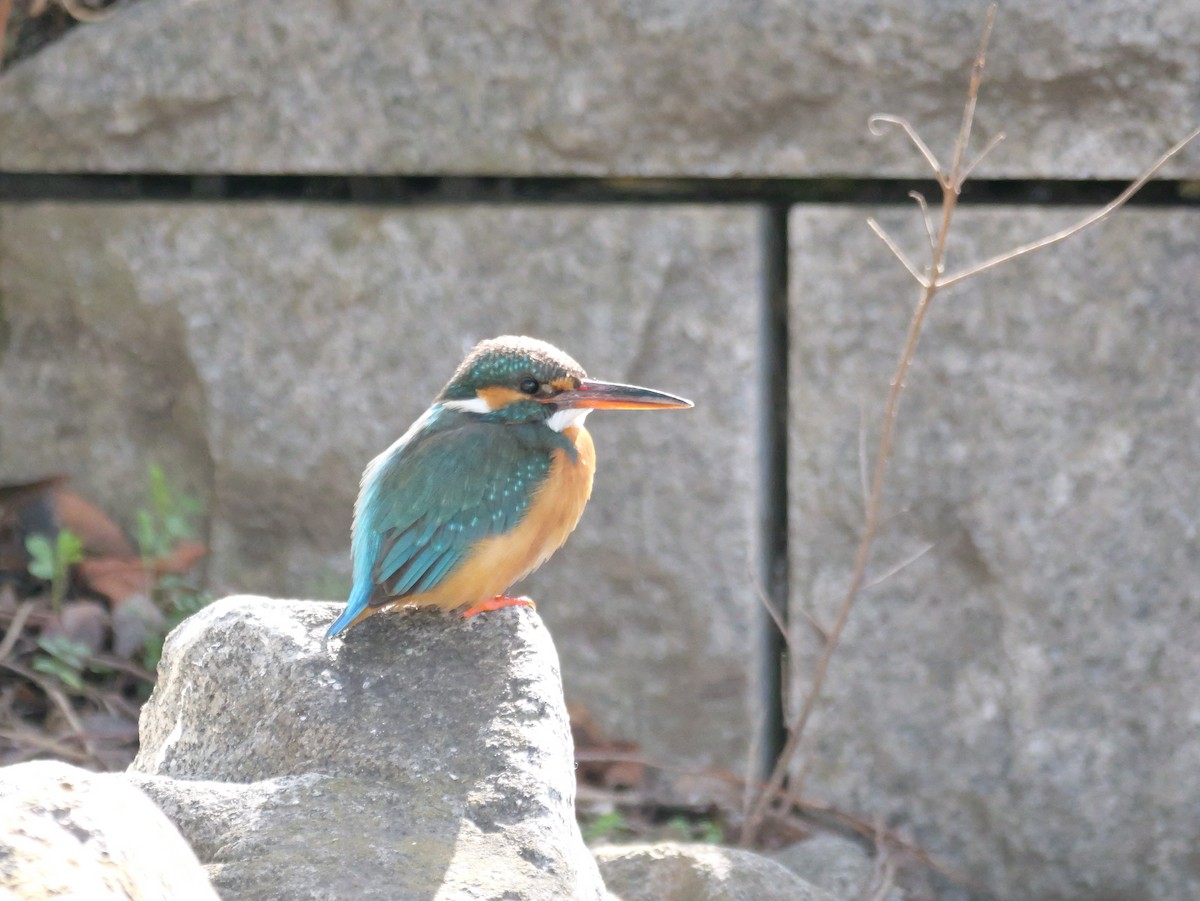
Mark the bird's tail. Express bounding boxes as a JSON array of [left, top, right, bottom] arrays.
[[325, 580, 373, 638]]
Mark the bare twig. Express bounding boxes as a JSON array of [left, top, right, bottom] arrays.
[[89, 652, 156, 683], [869, 115, 944, 182], [742, 1, 1199, 848], [0, 659, 104, 767], [867, 218, 929, 286], [744, 25, 985, 824], [28, 0, 113, 23], [793, 602, 830, 643], [958, 130, 1006, 183], [0, 727, 92, 764], [940, 123, 1200, 288], [858, 405, 871, 518], [864, 817, 901, 901], [748, 560, 791, 650], [861, 542, 935, 592], [947, 7, 996, 191], [59, 0, 115, 23], [767, 798, 970, 887], [742, 707, 767, 825], [0, 600, 36, 662], [908, 191, 938, 259]]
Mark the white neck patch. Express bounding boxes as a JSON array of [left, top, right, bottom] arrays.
[[546, 407, 592, 433], [442, 396, 493, 414], [442, 395, 591, 433]]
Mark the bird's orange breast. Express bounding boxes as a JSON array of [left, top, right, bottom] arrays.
[[403, 425, 596, 612]]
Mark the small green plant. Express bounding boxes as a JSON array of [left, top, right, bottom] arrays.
[[25, 529, 83, 612], [665, 815, 724, 844], [139, 577, 210, 674], [136, 464, 203, 560], [128, 464, 213, 677], [581, 810, 631, 844], [32, 634, 110, 691]]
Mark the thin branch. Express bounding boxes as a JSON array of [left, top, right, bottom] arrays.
[[959, 130, 1007, 183], [89, 652, 156, 683], [865, 817, 901, 901], [940, 123, 1200, 288], [858, 406, 871, 519], [743, 7, 995, 847], [781, 751, 816, 818], [862, 542, 935, 592], [867, 218, 929, 286], [770, 799, 971, 887], [0, 659, 103, 765], [745, 0, 1199, 853], [742, 707, 767, 825], [948, 5, 996, 191], [0, 600, 36, 662], [908, 191, 938, 258], [793, 602, 830, 643], [747, 560, 791, 650], [59, 0, 115, 24], [0, 727, 91, 764], [746, 223, 951, 841], [868, 115, 944, 180]]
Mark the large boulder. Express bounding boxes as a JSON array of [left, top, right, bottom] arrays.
[[0, 1, 1197, 177], [593, 842, 835, 901], [788, 207, 1200, 899], [0, 759, 218, 900], [771, 833, 905, 900], [0, 201, 764, 787], [128, 595, 607, 900]]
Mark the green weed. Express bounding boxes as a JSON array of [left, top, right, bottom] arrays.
[[25, 529, 83, 612]]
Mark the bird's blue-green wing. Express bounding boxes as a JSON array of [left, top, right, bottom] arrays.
[[360, 419, 555, 602], [325, 412, 567, 638]]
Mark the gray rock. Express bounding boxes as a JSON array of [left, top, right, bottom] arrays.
[[0, 759, 218, 900], [129, 595, 607, 900], [0, 1, 1196, 177], [593, 841, 836, 901], [0, 201, 764, 785], [788, 206, 1200, 899], [129, 771, 577, 901], [771, 833, 900, 900]]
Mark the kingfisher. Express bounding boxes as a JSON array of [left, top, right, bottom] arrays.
[[326, 335, 693, 638]]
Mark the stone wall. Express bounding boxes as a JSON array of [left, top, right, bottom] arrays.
[[1, 3, 1198, 899]]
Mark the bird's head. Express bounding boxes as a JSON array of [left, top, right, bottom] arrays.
[[438, 335, 692, 431]]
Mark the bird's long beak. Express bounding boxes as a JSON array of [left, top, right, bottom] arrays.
[[552, 378, 694, 410]]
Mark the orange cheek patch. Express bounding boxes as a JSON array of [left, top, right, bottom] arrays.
[[477, 386, 527, 410]]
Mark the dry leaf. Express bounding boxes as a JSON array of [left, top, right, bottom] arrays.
[[77, 557, 152, 606], [154, 540, 206, 575], [0, 475, 68, 509], [53, 489, 134, 558], [569, 703, 646, 792]]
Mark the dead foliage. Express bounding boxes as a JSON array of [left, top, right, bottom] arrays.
[[0, 0, 120, 69], [0, 470, 208, 770]]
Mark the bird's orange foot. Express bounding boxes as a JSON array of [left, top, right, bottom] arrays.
[[462, 595, 537, 618]]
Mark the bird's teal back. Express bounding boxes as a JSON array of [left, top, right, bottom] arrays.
[[327, 403, 574, 636]]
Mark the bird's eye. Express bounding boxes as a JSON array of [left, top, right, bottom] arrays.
[[518, 377, 540, 395]]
